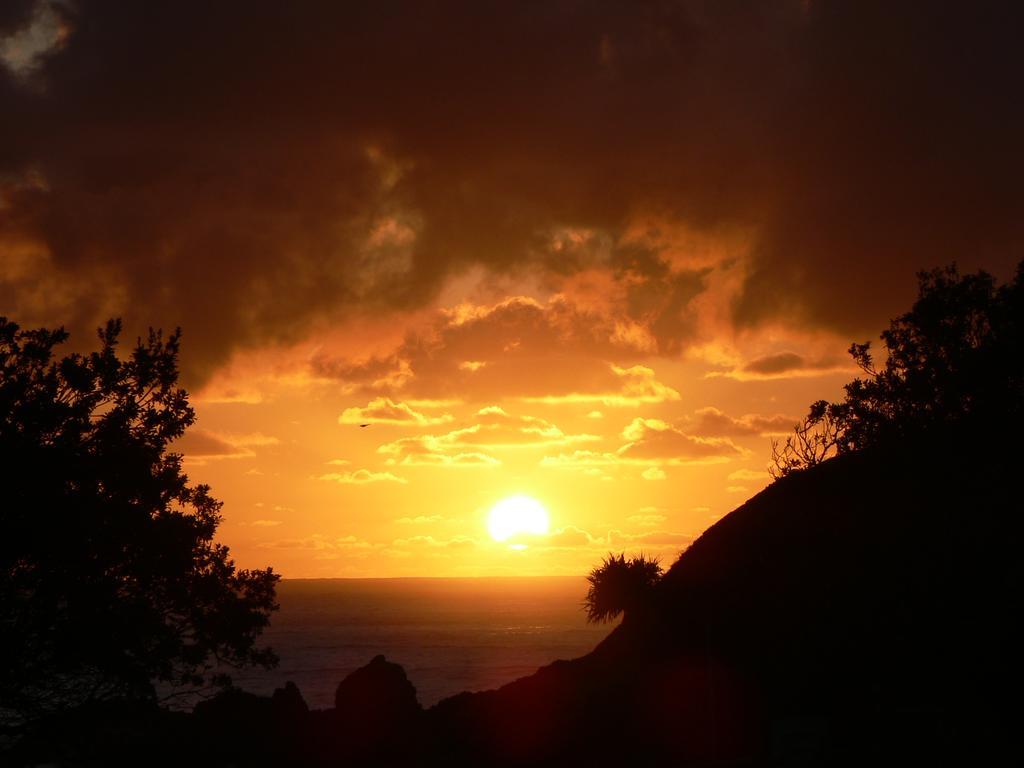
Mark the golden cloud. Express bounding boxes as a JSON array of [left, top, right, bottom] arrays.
[[727, 468, 771, 482], [377, 406, 598, 465], [394, 515, 445, 524], [387, 452, 501, 468], [618, 418, 746, 461], [339, 397, 454, 426], [627, 512, 668, 526], [382, 535, 480, 558], [314, 297, 687, 404], [258, 534, 375, 554], [318, 469, 408, 485], [521, 364, 680, 407]]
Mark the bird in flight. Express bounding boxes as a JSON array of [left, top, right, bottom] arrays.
[[359, 424, 370, 428]]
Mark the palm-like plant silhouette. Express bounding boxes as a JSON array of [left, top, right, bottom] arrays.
[[583, 553, 663, 623]]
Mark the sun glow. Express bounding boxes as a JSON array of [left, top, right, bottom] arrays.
[[487, 495, 550, 542]]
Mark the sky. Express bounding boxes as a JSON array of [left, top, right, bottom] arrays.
[[2, 0, 1022, 576]]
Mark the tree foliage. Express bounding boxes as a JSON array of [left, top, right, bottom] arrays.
[[0, 318, 278, 722], [769, 401, 843, 480], [583, 553, 663, 624], [771, 262, 1024, 478]]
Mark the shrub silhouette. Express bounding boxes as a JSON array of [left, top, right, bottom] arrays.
[[583, 553, 662, 623], [0, 318, 279, 722], [772, 261, 1024, 477]]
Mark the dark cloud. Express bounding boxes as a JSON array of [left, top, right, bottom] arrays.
[[170, 429, 278, 461], [0, 1, 36, 35], [706, 351, 849, 380], [171, 429, 241, 458], [733, 1, 1024, 333], [3, 1, 1022, 382], [689, 406, 794, 437], [313, 297, 682, 401], [743, 352, 806, 375]]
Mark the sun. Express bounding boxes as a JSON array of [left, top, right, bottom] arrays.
[[487, 495, 550, 542]]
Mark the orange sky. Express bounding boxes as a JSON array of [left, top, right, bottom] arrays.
[[175, 253, 858, 576], [3, 1, 1022, 576]]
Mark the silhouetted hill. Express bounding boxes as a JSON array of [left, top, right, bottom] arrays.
[[7, 433, 1018, 766], [427, 434, 1020, 766]]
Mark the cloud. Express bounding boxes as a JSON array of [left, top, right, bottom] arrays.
[[544, 525, 603, 548], [315, 297, 683, 403], [260, 536, 376, 552], [539, 451, 622, 469], [0, 0, 66, 78], [727, 468, 770, 482], [707, 353, 850, 381], [388, 535, 479, 552], [542, 417, 745, 474], [3, 0, 1021, 387], [258, 534, 375, 558], [745, 352, 807, 375], [377, 406, 596, 464], [171, 429, 279, 461], [394, 514, 445, 524], [390, 451, 501, 468], [619, 418, 746, 462], [0, 1, 37, 37], [526, 524, 693, 557], [607, 529, 694, 550], [521, 364, 680, 407], [530, 525, 694, 557], [339, 397, 454, 426], [192, 386, 264, 405], [172, 430, 246, 458], [249, 519, 283, 527], [232, 433, 280, 447], [466, 406, 598, 445], [628, 513, 667, 526], [318, 469, 407, 485], [689, 406, 795, 437]]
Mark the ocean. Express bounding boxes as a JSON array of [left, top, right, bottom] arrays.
[[225, 577, 614, 709]]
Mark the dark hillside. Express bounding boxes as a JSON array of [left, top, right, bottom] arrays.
[[8, 433, 1017, 766], [428, 434, 1020, 766]]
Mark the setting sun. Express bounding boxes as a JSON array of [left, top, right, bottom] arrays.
[[487, 495, 550, 542]]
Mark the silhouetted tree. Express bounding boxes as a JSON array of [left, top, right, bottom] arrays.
[[0, 318, 278, 723], [769, 400, 843, 480], [583, 553, 662, 623], [772, 262, 1024, 477]]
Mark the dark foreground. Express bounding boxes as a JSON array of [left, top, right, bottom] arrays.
[[7, 436, 1020, 766]]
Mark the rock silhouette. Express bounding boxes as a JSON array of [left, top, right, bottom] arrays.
[[271, 681, 309, 722], [334, 654, 421, 723]]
